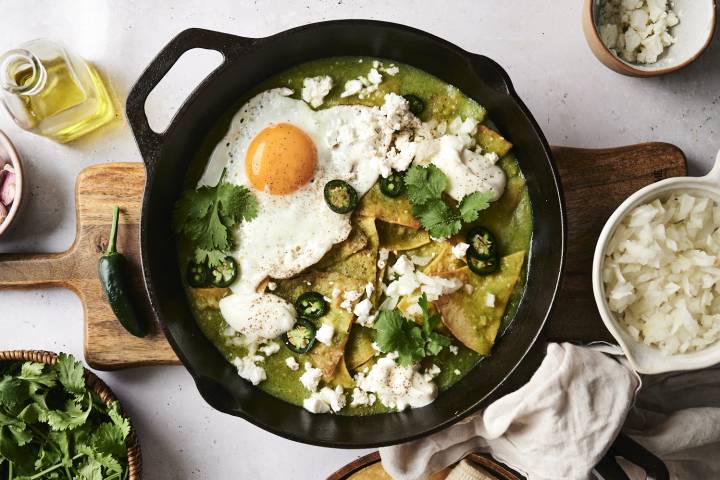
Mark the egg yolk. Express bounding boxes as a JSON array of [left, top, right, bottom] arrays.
[[245, 123, 317, 195]]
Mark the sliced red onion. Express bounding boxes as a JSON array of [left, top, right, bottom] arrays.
[[0, 170, 15, 206]]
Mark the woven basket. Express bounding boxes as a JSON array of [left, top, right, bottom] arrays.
[[0, 350, 142, 479]]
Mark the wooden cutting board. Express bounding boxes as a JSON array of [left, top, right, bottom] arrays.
[[0, 143, 686, 370]]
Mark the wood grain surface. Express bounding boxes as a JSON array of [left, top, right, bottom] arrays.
[[0, 143, 687, 369]]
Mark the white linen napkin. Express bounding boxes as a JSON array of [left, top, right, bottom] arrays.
[[380, 342, 641, 480], [381, 342, 720, 479]]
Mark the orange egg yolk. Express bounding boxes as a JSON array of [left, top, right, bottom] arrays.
[[245, 123, 317, 195]]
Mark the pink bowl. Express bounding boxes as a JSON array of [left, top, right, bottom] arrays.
[[0, 130, 24, 237]]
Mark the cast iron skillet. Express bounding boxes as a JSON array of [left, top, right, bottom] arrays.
[[126, 21, 565, 448]]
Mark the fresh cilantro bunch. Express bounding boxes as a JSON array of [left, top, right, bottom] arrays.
[[373, 293, 451, 366], [404, 164, 492, 238], [0, 354, 131, 479], [173, 173, 258, 268]]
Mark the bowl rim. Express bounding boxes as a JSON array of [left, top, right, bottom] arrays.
[[0, 129, 23, 237], [592, 149, 720, 374], [0, 350, 143, 479], [583, 0, 718, 77]]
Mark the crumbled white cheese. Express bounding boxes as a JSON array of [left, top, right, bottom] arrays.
[[340, 290, 362, 311], [303, 393, 331, 414], [354, 353, 440, 411], [410, 254, 434, 266], [340, 62, 396, 99], [365, 282, 375, 297], [377, 248, 390, 269], [232, 354, 266, 385], [454, 369, 462, 376], [354, 298, 376, 326], [285, 357, 300, 371], [316, 323, 335, 345], [449, 345, 459, 355], [599, 0, 679, 64], [405, 303, 423, 317], [266, 281, 277, 291], [259, 341, 281, 357], [331, 287, 342, 299], [417, 272, 463, 301], [299, 362, 323, 392], [301, 75, 333, 108], [452, 242, 471, 259], [303, 386, 346, 413], [350, 387, 377, 407], [485, 292, 496, 308]]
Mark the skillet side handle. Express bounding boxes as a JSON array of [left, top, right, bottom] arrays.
[[595, 433, 670, 480], [468, 54, 515, 96], [125, 28, 254, 172]]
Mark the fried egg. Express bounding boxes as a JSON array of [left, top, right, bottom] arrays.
[[199, 88, 414, 342]]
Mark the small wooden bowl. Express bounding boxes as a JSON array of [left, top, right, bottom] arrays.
[[0, 350, 142, 479], [327, 452, 522, 480], [0, 130, 24, 237], [582, 0, 717, 76]]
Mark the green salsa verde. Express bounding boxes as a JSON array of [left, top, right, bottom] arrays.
[[178, 57, 533, 415]]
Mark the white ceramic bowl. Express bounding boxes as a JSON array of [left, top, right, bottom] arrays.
[[583, 0, 717, 77], [593, 149, 720, 374]]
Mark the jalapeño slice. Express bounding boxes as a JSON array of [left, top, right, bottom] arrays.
[[295, 291, 329, 319], [379, 171, 405, 198], [209, 256, 238, 288], [324, 179, 358, 214], [403, 94, 425, 116], [466, 226, 497, 260], [283, 318, 317, 354], [466, 252, 499, 276], [187, 259, 210, 288]]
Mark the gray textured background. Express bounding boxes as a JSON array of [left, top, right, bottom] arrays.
[[0, 1, 718, 478]]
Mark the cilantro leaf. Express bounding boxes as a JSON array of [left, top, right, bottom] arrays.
[[373, 310, 426, 366], [194, 247, 228, 269], [0, 354, 131, 478], [404, 165, 493, 238], [46, 396, 92, 431], [173, 176, 258, 261], [412, 199, 463, 238], [374, 296, 452, 365], [458, 191, 493, 223], [418, 293, 451, 356], [107, 401, 131, 440], [404, 164, 448, 205], [56, 353, 85, 396]]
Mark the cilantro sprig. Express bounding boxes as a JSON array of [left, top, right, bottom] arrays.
[[173, 172, 258, 268], [404, 164, 492, 238], [0, 354, 132, 479], [373, 293, 451, 366]]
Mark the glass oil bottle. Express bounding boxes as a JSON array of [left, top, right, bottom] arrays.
[[0, 39, 115, 143]]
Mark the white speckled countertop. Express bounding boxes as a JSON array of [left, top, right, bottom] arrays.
[[0, 1, 718, 478]]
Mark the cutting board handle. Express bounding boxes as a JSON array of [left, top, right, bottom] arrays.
[[0, 251, 77, 290]]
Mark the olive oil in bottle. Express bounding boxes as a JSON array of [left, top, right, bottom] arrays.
[[0, 39, 115, 143]]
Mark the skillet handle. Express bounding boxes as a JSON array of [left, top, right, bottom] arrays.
[[595, 433, 669, 480], [468, 54, 514, 96], [125, 28, 255, 171]]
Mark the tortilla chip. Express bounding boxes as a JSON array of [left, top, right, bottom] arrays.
[[436, 251, 526, 355], [477, 124, 513, 157], [348, 463, 393, 480], [274, 272, 365, 379], [357, 184, 419, 228], [315, 224, 368, 270], [345, 324, 376, 370], [329, 356, 356, 388], [323, 216, 378, 290], [377, 221, 430, 251], [423, 242, 465, 276], [187, 287, 228, 310]]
